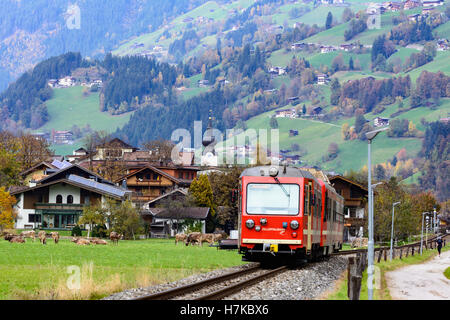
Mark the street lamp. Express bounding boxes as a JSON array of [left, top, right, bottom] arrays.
[[390, 201, 401, 261], [366, 182, 383, 247], [420, 212, 429, 255], [365, 126, 389, 301], [433, 206, 437, 234]]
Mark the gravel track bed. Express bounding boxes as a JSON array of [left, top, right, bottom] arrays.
[[104, 256, 347, 300], [172, 268, 268, 300], [226, 256, 347, 300]]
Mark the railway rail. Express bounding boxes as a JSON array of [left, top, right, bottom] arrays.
[[133, 264, 288, 301], [133, 233, 447, 301]]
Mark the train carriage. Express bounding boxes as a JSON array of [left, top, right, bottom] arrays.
[[238, 166, 344, 263]]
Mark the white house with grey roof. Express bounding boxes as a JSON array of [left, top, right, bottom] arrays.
[[11, 163, 131, 230]]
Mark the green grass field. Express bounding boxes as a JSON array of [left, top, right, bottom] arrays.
[[40, 86, 132, 133], [0, 238, 244, 300]]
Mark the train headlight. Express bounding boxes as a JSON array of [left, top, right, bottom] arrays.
[[269, 166, 278, 177], [260, 218, 267, 225], [290, 220, 299, 230], [246, 219, 255, 229]]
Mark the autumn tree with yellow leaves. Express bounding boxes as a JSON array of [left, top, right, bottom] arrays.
[[0, 187, 17, 232]]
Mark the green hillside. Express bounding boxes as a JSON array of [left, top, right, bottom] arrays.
[[40, 86, 132, 133]]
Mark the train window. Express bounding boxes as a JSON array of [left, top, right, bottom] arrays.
[[246, 183, 299, 215]]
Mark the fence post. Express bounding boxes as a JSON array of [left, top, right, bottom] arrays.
[[399, 248, 403, 260], [405, 246, 409, 258], [384, 248, 387, 261], [412, 246, 415, 256], [377, 249, 382, 263], [347, 257, 354, 298]]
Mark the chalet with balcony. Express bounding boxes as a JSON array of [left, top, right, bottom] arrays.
[[11, 164, 130, 230], [116, 165, 196, 205], [328, 175, 369, 242]]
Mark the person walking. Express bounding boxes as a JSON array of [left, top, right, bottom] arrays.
[[436, 237, 443, 257]]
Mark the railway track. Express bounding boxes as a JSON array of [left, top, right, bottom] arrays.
[[132, 233, 447, 301], [133, 264, 288, 300]]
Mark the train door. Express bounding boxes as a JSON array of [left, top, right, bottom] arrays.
[[304, 181, 312, 253]]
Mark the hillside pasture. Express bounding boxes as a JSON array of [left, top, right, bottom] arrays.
[[40, 86, 132, 133]]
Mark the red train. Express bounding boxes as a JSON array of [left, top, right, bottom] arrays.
[[237, 165, 344, 263]]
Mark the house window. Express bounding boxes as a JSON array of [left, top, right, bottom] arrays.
[[56, 195, 63, 203], [28, 214, 41, 223], [67, 195, 73, 204]]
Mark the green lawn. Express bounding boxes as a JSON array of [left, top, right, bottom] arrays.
[[39, 86, 132, 133], [0, 238, 244, 300]]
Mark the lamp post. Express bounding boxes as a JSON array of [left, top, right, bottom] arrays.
[[433, 206, 437, 234], [390, 201, 401, 261], [420, 212, 429, 255], [365, 127, 388, 301]]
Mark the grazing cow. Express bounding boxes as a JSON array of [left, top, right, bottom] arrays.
[[21, 230, 36, 242], [90, 238, 107, 245], [109, 232, 123, 245], [51, 232, 60, 244], [4, 233, 16, 241], [186, 232, 203, 246], [200, 233, 216, 246], [10, 236, 25, 243], [38, 231, 47, 245], [71, 237, 80, 243], [175, 233, 187, 245], [75, 238, 91, 245]]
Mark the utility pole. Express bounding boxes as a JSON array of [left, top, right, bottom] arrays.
[[390, 201, 401, 261], [365, 127, 388, 300]]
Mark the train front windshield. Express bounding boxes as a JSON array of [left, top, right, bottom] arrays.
[[246, 183, 299, 215]]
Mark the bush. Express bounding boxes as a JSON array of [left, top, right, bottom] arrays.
[[91, 224, 108, 238], [71, 225, 82, 237]]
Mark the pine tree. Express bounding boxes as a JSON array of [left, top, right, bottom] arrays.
[[326, 12, 333, 30]]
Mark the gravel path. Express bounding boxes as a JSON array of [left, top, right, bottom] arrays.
[[385, 249, 450, 300], [103, 257, 347, 300]]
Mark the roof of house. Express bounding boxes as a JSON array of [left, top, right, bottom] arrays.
[[38, 163, 114, 185], [146, 188, 188, 206], [115, 165, 182, 185], [96, 138, 137, 150], [10, 176, 130, 200], [328, 175, 368, 193], [20, 161, 56, 177]]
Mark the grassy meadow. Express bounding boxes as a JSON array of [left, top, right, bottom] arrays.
[[0, 238, 244, 300], [40, 86, 132, 133]]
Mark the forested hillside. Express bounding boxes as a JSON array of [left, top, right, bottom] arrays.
[[0, 0, 207, 90]]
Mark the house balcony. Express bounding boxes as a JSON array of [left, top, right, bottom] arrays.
[[35, 203, 85, 212], [344, 217, 366, 227]]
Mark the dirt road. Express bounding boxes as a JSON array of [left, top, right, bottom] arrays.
[[385, 249, 450, 300]]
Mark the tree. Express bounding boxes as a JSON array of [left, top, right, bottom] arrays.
[[269, 116, 278, 129], [0, 187, 17, 232], [189, 174, 216, 216], [78, 203, 106, 238], [326, 12, 333, 30], [330, 78, 341, 105], [18, 133, 53, 169], [143, 139, 176, 163], [208, 167, 243, 230], [108, 200, 143, 240]]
